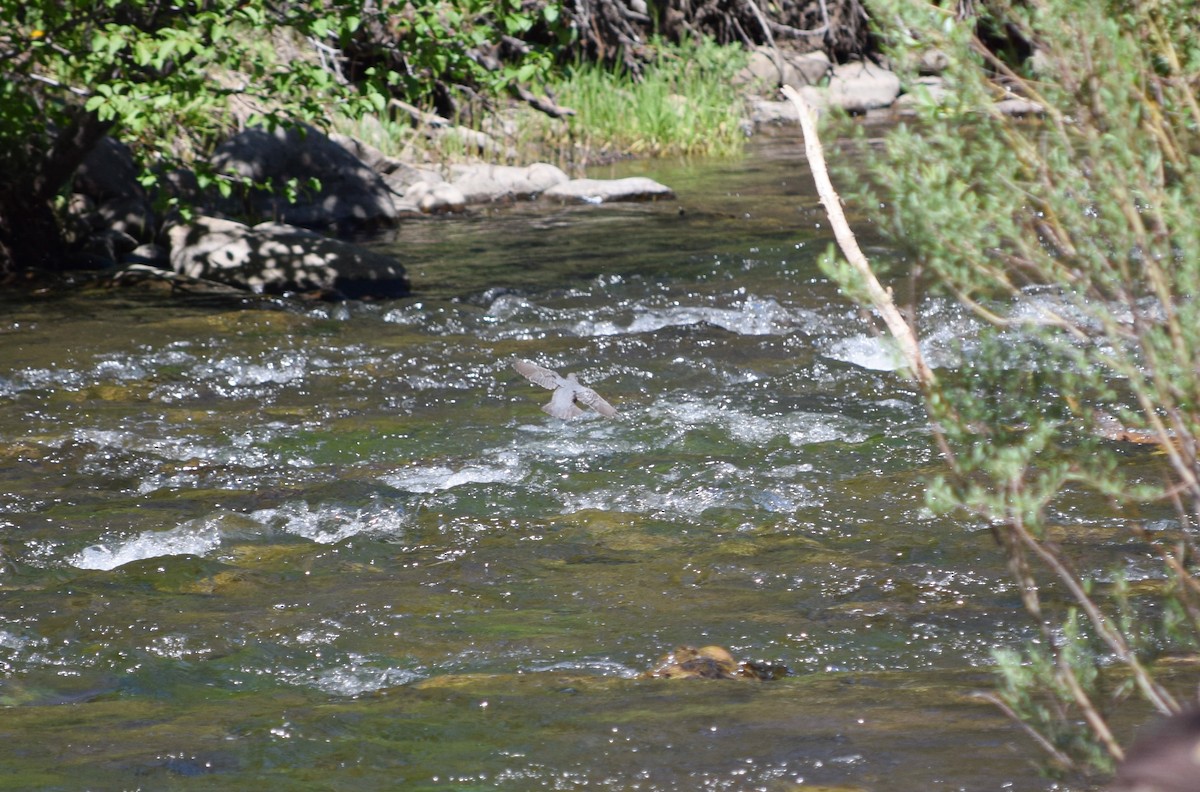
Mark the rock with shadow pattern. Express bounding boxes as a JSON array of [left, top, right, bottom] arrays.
[[167, 216, 409, 299], [209, 123, 400, 231], [67, 136, 156, 267], [643, 645, 788, 681]]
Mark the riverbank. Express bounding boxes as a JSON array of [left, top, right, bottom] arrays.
[[55, 32, 1045, 303]]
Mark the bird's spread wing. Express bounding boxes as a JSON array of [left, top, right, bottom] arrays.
[[575, 386, 618, 417], [513, 359, 561, 390]]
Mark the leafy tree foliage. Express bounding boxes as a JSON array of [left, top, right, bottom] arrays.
[[0, 0, 567, 275], [1, 0, 366, 272]]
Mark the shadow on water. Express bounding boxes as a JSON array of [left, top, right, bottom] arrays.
[[0, 131, 1089, 790]]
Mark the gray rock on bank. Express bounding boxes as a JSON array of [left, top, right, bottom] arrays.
[[72, 137, 156, 260], [542, 177, 675, 204], [168, 216, 409, 298], [748, 56, 1044, 124], [404, 181, 468, 214], [748, 60, 901, 123], [449, 162, 569, 203], [826, 62, 902, 112]]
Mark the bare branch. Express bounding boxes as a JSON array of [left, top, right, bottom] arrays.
[[782, 83, 937, 390]]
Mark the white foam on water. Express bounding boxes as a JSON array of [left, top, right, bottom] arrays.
[[70, 516, 223, 571], [144, 633, 215, 661], [649, 399, 865, 448], [7, 366, 86, 393], [93, 357, 148, 381], [572, 296, 795, 338], [483, 293, 544, 322], [304, 657, 423, 696], [250, 501, 409, 544], [565, 474, 821, 517], [525, 658, 641, 678], [512, 422, 632, 459], [381, 302, 432, 325], [787, 415, 869, 446], [824, 334, 902, 371], [0, 629, 30, 652], [562, 485, 721, 518], [752, 483, 820, 513], [383, 453, 525, 493], [191, 351, 310, 389]]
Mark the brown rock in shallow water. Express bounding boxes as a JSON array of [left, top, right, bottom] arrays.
[[644, 646, 787, 681]]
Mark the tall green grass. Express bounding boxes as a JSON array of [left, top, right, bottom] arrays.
[[331, 38, 750, 167], [546, 39, 749, 160]]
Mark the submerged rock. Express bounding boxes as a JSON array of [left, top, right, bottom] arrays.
[[167, 215, 409, 299]]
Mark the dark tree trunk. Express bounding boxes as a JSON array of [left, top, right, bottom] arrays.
[[0, 202, 68, 276]]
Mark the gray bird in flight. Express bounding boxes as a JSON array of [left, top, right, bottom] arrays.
[[513, 359, 618, 419]]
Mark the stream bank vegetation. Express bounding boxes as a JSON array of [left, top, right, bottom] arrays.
[[330, 36, 750, 168], [796, 0, 1200, 782], [0, 0, 861, 277], [530, 37, 750, 162]]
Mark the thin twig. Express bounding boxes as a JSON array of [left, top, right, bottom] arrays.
[[1011, 508, 1179, 716], [972, 691, 1076, 769], [28, 72, 90, 96]]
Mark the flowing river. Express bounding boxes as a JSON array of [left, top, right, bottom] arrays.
[[0, 132, 1085, 790]]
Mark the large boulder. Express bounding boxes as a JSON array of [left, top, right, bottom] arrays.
[[167, 216, 409, 299], [541, 177, 675, 204], [210, 124, 399, 231], [449, 162, 569, 203]]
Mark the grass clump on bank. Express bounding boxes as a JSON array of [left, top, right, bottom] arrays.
[[334, 38, 751, 168], [544, 38, 749, 160]]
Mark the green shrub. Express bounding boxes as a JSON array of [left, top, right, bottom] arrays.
[[824, 0, 1200, 779]]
